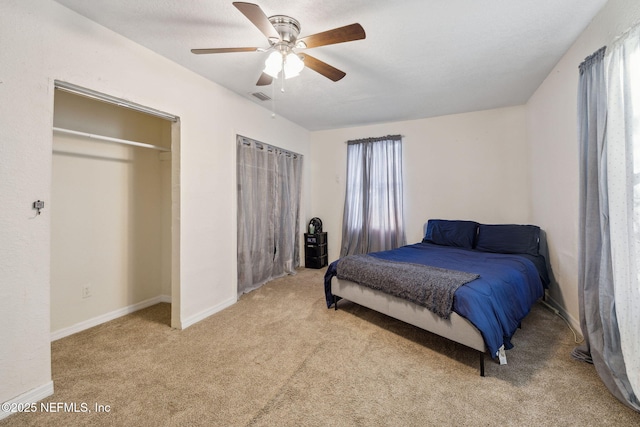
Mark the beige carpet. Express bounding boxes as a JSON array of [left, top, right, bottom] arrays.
[[2, 268, 639, 426]]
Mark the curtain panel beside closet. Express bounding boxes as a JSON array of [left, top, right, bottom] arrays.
[[236, 135, 303, 296]]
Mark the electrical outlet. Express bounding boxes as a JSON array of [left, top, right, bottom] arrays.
[[82, 285, 92, 299]]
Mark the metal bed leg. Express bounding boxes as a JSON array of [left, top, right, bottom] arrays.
[[479, 352, 485, 377], [334, 295, 338, 310]]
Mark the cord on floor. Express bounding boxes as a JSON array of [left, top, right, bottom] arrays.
[[539, 299, 584, 344]]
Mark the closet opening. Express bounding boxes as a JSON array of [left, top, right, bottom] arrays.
[[50, 81, 181, 339]]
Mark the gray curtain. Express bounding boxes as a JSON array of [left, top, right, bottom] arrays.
[[572, 47, 640, 411], [340, 135, 406, 256], [236, 135, 302, 296]]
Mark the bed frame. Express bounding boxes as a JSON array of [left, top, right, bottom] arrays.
[[332, 277, 488, 376], [329, 225, 552, 377]]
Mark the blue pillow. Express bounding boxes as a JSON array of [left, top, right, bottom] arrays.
[[422, 219, 478, 249], [475, 224, 540, 255]]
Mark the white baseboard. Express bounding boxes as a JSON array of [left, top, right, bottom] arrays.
[[179, 296, 237, 330], [50, 294, 172, 341], [0, 381, 54, 421], [156, 294, 171, 304]]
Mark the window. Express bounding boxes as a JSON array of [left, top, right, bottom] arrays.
[[340, 135, 405, 256], [605, 31, 640, 402]]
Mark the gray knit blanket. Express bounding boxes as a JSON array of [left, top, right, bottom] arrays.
[[336, 255, 480, 319]]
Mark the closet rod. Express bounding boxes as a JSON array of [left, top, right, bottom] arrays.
[[53, 127, 170, 152]]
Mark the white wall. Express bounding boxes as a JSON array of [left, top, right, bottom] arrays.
[[0, 0, 310, 407], [527, 0, 640, 328], [310, 106, 531, 263]]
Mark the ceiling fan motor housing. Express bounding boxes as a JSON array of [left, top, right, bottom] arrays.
[[268, 15, 301, 47]]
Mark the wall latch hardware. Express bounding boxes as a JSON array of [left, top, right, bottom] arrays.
[[33, 200, 45, 215]]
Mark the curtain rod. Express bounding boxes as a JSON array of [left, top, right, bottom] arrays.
[[54, 80, 178, 122], [237, 135, 301, 159], [53, 127, 170, 152], [579, 47, 606, 75], [345, 134, 404, 144]]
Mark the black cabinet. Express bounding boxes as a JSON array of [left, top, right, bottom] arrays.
[[305, 232, 327, 269]]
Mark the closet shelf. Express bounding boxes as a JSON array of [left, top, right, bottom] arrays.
[[53, 127, 170, 152]]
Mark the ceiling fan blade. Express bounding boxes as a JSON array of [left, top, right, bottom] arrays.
[[256, 73, 273, 86], [298, 23, 365, 49], [300, 54, 346, 82], [233, 2, 279, 40], [191, 47, 259, 54]]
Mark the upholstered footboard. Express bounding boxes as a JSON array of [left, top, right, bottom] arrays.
[[332, 277, 487, 376]]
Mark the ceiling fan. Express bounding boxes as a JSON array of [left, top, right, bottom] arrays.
[[191, 2, 366, 86]]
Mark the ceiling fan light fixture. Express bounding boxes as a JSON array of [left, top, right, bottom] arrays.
[[284, 53, 304, 79], [264, 50, 305, 79], [264, 51, 283, 78]]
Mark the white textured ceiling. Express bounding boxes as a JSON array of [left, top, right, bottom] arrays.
[[53, 0, 607, 131]]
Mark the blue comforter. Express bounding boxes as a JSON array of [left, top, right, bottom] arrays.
[[324, 243, 544, 358]]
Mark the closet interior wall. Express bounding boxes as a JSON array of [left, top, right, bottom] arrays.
[[51, 90, 172, 335]]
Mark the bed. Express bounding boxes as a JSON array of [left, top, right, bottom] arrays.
[[323, 220, 550, 376]]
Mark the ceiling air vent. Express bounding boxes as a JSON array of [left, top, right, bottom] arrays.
[[251, 92, 271, 101]]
